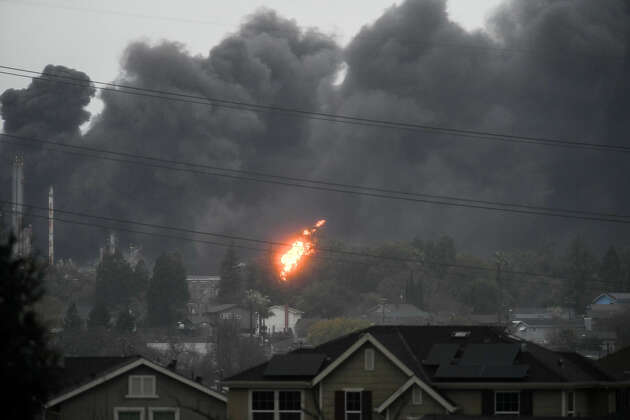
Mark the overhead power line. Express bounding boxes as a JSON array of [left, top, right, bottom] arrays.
[[2, 65, 630, 154], [2, 133, 630, 225], [1, 0, 627, 62], [7, 202, 616, 286]]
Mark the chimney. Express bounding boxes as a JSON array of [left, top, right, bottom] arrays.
[[167, 359, 177, 371], [284, 303, 289, 333]]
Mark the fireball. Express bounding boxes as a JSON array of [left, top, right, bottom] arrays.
[[279, 219, 326, 281]]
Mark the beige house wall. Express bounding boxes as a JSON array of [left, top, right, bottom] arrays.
[[49, 365, 226, 420], [321, 342, 409, 420], [444, 390, 482, 415], [533, 390, 561, 417], [387, 386, 448, 418]]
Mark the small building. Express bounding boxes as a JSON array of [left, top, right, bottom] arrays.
[[186, 275, 220, 315], [263, 305, 304, 335], [365, 303, 432, 325], [509, 318, 586, 346], [45, 356, 227, 420], [588, 292, 630, 319], [204, 303, 252, 333]]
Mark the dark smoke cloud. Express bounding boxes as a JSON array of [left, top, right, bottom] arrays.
[[1, 65, 94, 136], [1, 1, 629, 269]]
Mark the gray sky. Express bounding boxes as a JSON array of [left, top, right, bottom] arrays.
[[0, 0, 503, 125]]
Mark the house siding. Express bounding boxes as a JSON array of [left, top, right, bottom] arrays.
[[51, 365, 226, 420], [444, 390, 482, 415], [389, 387, 448, 418], [321, 343, 409, 420], [533, 390, 562, 416]]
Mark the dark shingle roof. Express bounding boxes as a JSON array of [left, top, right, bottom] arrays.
[[57, 356, 140, 393], [224, 325, 616, 384]]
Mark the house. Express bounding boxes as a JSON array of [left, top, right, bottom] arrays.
[[204, 303, 252, 333], [587, 292, 630, 319], [599, 346, 630, 381], [263, 305, 304, 335], [186, 275, 221, 318], [509, 318, 586, 346], [365, 303, 432, 325], [223, 325, 630, 419], [45, 356, 227, 420]]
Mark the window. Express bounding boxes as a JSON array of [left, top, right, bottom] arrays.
[[495, 391, 520, 414], [346, 391, 361, 420], [364, 348, 374, 371], [127, 375, 157, 398], [412, 385, 423, 405], [279, 391, 301, 420], [148, 407, 179, 420], [252, 390, 275, 420], [251, 390, 302, 420], [566, 391, 575, 417], [114, 407, 144, 420]]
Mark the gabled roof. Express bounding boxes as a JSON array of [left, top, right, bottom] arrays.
[[204, 303, 239, 313], [592, 292, 630, 304], [376, 376, 457, 414], [224, 325, 617, 385], [268, 305, 304, 314], [46, 357, 227, 408]]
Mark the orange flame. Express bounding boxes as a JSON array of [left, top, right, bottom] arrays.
[[279, 219, 326, 281]]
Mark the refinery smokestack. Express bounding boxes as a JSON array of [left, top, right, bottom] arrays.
[[11, 154, 24, 254], [48, 186, 54, 265]]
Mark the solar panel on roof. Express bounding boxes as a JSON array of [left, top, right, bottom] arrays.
[[263, 353, 326, 377], [459, 344, 520, 366], [423, 344, 460, 365], [434, 364, 529, 379], [481, 365, 529, 378], [434, 364, 483, 378]]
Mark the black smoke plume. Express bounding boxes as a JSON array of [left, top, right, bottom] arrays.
[[1, 1, 629, 269]]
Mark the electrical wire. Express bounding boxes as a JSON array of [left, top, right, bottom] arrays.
[[2, 65, 630, 154], [2, 133, 630, 225]]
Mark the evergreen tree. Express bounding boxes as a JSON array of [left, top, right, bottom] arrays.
[[0, 236, 59, 418], [600, 246, 623, 291], [563, 237, 598, 313], [131, 259, 150, 297], [115, 307, 135, 333], [63, 302, 83, 330], [88, 302, 110, 329], [94, 252, 135, 308], [218, 246, 242, 301], [146, 252, 188, 326], [406, 271, 424, 309]]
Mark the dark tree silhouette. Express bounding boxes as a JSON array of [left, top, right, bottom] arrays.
[[146, 252, 188, 326], [0, 236, 59, 419], [88, 302, 110, 329], [63, 302, 83, 331]]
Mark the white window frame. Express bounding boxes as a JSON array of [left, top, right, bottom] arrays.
[[364, 348, 375, 371], [250, 389, 303, 420], [345, 390, 362, 420], [412, 385, 423, 405], [148, 407, 180, 420], [126, 375, 158, 398], [114, 407, 144, 420], [494, 391, 520, 415]]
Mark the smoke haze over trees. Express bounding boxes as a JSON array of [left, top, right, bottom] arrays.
[[1, 0, 630, 270]]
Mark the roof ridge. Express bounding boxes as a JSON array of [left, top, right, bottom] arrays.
[[393, 326, 428, 381]]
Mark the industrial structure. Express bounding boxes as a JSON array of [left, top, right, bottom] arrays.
[[10, 154, 31, 256]]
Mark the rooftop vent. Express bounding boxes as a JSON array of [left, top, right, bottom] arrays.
[[451, 331, 471, 338]]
